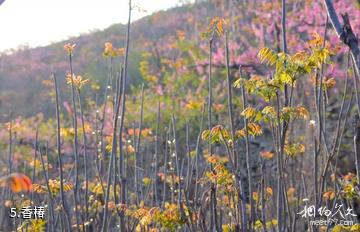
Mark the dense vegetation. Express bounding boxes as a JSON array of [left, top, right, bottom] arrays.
[[1, 0, 360, 231]]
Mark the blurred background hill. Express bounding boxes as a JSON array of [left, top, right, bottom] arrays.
[[0, 1, 212, 119], [0, 0, 358, 121]]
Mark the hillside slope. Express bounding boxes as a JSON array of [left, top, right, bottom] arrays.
[[0, 2, 213, 118], [0, 0, 358, 119]]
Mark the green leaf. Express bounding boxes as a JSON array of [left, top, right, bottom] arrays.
[[258, 47, 278, 66]]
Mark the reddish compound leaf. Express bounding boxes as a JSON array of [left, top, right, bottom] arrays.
[[0, 173, 32, 192]]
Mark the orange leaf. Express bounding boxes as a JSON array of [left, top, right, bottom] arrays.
[[0, 173, 32, 193], [260, 151, 274, 159], [323, 190, 336, 200]]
